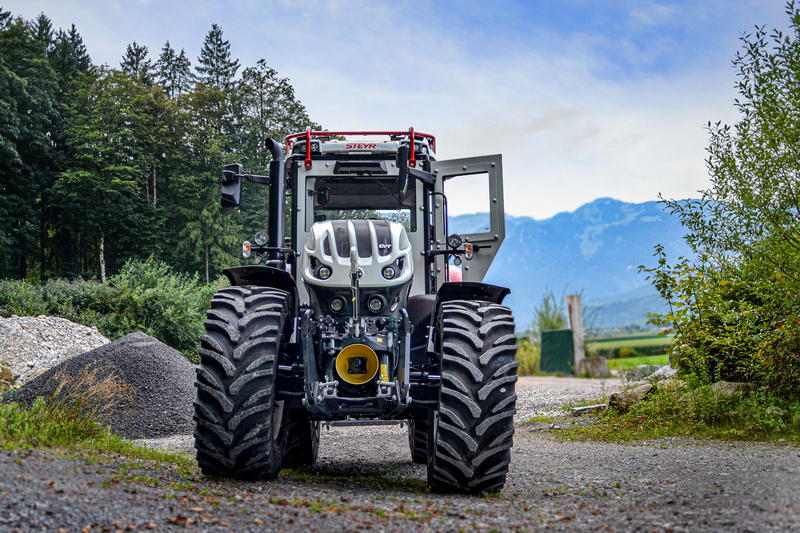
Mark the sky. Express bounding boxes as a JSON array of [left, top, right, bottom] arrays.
[[3, 0, 793, 218]]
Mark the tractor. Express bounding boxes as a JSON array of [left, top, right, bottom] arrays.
[[193, 128, 518, 493]]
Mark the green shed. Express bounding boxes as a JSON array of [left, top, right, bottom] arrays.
[[540, 329, 574, 374]]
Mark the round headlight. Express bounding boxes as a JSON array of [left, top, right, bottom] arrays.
[[242, 241, 252, 259], [318, 266, 332, 279], [447, 233, 463, 249], [382, 266, 396, 280], [368, 296, 384, 313], [330, 297, 345, 313], [254, 231, 268, 246], [253, 253, 263, 265]]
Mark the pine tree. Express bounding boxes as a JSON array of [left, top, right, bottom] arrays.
[[49, 24, 90, 96], [155, 40, 193, 97], [0, 10, 59, 278], [196, 24, 239, 91], [120, 41, 153, 85], [31, 12, 53, 51]]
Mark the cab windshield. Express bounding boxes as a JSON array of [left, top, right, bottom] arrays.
[[311, 176, 415, 232]]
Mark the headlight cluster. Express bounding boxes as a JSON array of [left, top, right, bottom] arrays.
[[329, 297, 346, 313]]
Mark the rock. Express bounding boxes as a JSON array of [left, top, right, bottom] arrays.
[[0, 380, 11, 393], [709, 381, 759, 395], [608, 383, 655, 411], [578, 357, 611, 378], [622, 365, 661, 382], [651, 364, 678, 380], [571, 404, 606, 416], [794, 413, 800, 426], [766, 406, 786, 419], [0, 365, 12, 383]]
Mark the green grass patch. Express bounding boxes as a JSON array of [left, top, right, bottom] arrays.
[[0, 363, 191, 466], [590, 336, 674, 348], [560, 378, 800, 444], [606, 355, 669, 370]]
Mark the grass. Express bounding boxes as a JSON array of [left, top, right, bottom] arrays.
[[589, 336, 674, 348], [560, 376, 800, 444], [606, 354, 669, 370], [0, 362, 191, 466]]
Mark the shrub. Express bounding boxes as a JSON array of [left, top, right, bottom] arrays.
[[516, 338, 541, 376], [105, 257, 227, 358], [0, 278, 114, 331]]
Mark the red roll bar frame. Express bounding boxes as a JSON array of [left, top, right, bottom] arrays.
[[285, 127, 436, 170]]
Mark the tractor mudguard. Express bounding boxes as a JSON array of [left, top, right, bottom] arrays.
[[431, 282, 510, 326], [224, 265, 297, 301]]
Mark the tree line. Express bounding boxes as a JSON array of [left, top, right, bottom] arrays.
[[0, 10, 319, 283]]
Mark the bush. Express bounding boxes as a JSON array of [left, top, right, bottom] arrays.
[[0, 258, 228, 361], [104, 257, 227, 359], [516, 338, 541, 376], [0, 278, 114, 331]]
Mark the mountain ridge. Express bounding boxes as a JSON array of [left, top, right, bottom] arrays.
[[449, 197, 692, 330]]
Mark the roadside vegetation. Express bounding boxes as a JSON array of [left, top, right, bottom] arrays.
[[0, 257, 226, 361], [0, 364, 190, 464], [563, 4, 800, 444]]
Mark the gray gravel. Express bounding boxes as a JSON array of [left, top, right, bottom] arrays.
[[0, 316, 109, 387], [1, 378, 798, 532], [7, 331, 195, 439]]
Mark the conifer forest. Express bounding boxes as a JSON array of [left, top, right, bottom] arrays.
[[0, 10, 320, 283]]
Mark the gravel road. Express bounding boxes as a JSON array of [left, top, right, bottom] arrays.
[[1, 377, 799, 532]]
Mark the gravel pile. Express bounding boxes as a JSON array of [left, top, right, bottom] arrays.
[[0, 316, 109, 387], [9, 331, 196, 439]]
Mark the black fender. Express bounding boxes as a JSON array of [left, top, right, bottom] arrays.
[[431, 282, 510, 324], [223, 265, 300, 319]]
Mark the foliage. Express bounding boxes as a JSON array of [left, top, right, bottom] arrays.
[[0, 366, 190, 464], [515, 337, 541, 376], [104, 257, 226, 358], [0, 7, 319, 283], [0, 277, 114, 331], [592, 342, 671, 359], [564, 375, 800, 444], [642, 3, 800, 398], [528, 286, 567, 338]]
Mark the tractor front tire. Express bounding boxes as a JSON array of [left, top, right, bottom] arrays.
[[193, 287, 290, 480], [427, 300, 518, 494]]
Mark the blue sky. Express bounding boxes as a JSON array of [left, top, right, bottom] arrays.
[[3, 0, 792, 218]]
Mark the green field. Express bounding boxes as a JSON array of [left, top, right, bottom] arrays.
[[605, 354, 669, 370], [590, 336, 674, 349]]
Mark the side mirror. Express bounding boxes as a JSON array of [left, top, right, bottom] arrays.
[[317, 186, 330, 207], [221, 163, 243, 207], [396, 144, 409, 195]]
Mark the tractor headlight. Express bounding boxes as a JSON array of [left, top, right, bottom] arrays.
[[368, 296, 384, 313], [242, 241, 252, 259], [253, 253, 263, 265], [254, 231, 268, 246], [381, 266, 396, 280], [330, 297, 345, 313], [318, 266, 332, 279]]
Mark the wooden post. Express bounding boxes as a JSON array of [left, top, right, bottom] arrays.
[[567, 294, 584, 374]]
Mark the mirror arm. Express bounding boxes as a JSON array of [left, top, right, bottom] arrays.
[[408, 167, 435, 186]]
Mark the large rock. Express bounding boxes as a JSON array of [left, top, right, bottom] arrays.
[[8, 332, 196, 439], [709, 381, 759, 395], [578, 357, 611, 378], [622, 365, 662, 382], [608, 383, 655, 411]]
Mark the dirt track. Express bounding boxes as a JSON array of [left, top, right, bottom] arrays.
[[1, 377, 798, 532]]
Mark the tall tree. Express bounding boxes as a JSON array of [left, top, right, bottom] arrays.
[[154, 40, 193, 98], [172, 85, 240, 282], [53, 68, 158, 280], [195, 24, 239, 91], [120, 41, 153, 85], [0, 10, 59, 278], [49, 24, 90, 97], [31, 12, 53, 51], [230, 59, 319, 241]]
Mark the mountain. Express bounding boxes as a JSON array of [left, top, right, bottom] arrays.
[[449, 198, 693, 331]]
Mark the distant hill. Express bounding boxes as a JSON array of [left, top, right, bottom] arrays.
[[449, 198, 693, 331]]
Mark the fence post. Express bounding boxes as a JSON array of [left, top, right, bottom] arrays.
[[567, 294, 584, 374]]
